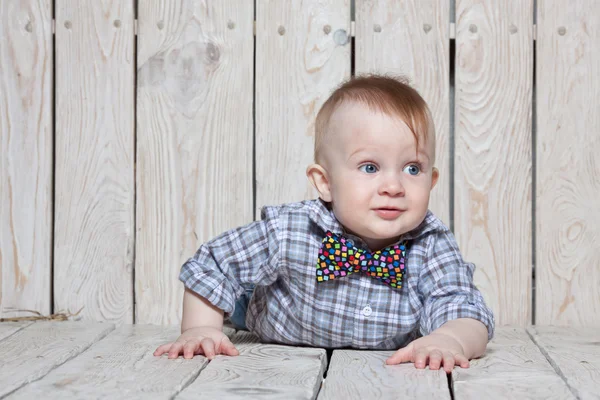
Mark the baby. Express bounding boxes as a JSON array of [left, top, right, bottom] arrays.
[[154, 74, 494, 373]]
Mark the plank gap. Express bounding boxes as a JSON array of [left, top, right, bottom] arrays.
[[525, 329, 580, 399]]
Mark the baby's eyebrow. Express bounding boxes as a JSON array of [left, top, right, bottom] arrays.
[[347, 147, 371, 161]]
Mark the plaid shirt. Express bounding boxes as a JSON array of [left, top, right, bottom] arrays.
[[180, 199, 494, 349]]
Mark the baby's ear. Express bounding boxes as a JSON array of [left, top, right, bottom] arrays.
[[431, 167, 439, 190], [306, 163, 332, 202]]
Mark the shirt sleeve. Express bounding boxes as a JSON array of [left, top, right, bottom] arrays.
[[179, 207, 281, 316], [417, 229, 495, 340]]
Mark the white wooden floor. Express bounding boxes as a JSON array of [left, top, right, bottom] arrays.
[[0, 322, 598, 399]]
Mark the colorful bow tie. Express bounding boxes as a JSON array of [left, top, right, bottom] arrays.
[[316, 231, 407, 289]]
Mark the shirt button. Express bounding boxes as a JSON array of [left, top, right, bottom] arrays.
[[362, 305, 372, 317]]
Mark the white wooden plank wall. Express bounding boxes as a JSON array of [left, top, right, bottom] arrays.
[[355, 0, 451, 226], [254, 0, 351, 217], [0, 0, 53, 318], [0, 1, 599, 328], [535, 0, 600, 326], [136, 0, 254, 324], [454, 0, 533, 326], [53, 0, 135, 323]]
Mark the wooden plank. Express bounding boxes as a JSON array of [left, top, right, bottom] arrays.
[[0, 321, 115, 398], [54, 1, 135, 322], [452, 327, 574, 399], [178, 331, 327, 399], [528, 326, 600, 400], [0, 0, 52, 318], [6, 325, 209, 399], [454, 0, 533, 326], [319, 350, 449, 399], [535, 0, 600, 326], [255, 0, 351, 216], [0, 321, 33, 341], [136, 0, 254, 324], [355, 0, 451, 225]]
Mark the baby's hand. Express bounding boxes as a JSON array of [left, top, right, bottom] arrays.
[[153, 326, 239, 360], [385, 333, 470, 373]]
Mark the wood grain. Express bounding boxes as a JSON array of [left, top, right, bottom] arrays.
[[535, 0, 600, 327], [319, 350, 450, 399], [0, 321, 114, 398], [255, 0, 351, 217], [178, 331, 327, 399], [136, 0, 254, 324], [355, 0, 451, 225], [6, 324, 209, 399], [0, 0, 52, 318], [528, 326, 600, 400], [454, 0, 533, 326], [0, 321, 33, 341], [452, 327, 573, 399], [53, 1, 135, 323]]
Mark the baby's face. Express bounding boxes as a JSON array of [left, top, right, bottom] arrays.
[[320, 102, 438, 250]]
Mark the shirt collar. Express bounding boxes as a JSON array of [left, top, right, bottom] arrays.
[[308, 199, 446, 245]]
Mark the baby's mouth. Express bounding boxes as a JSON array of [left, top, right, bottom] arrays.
[[373, 208, 404, 220]]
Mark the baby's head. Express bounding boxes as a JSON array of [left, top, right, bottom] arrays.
[[307, 74, 439, 250]]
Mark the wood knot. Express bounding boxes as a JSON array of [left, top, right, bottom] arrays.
[[206, 42, 220, 63]]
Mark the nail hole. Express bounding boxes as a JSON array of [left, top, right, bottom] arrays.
[[333, 29, 348, 45], [25, 22, 33, 32], [323, 25, 331, 35], [558, 26, 566, 35], [509, 24, 517, 34], [423, 23, 432, 33], [373, 24, 381, 33], [227, 20, 235, 29], [113, 19, 121, 28], [278, 25, 285, 35], [469, 24, 477, 33], [64, 21, 72, 29], [157, 20, 164, 30]]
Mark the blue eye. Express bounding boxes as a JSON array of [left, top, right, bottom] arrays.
[[359, 164, 378, 174], [403, 164, 421, 175]]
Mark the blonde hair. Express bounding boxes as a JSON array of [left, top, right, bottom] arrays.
[[314, 74, 435, 164]]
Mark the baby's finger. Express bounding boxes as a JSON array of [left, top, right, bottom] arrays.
[[442, 351, 456, 373], [153, 343, 172, 356], [428, 350, 443, 370], [200, 338, 217, 360], [218, 336, 240, 356], [386, 347, 411, 365], [414, 348, 429, 369], [183, 339, 201, 359], [454, 353, 470, 369], [168, 342, 184, 359]]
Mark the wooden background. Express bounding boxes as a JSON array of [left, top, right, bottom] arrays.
[[1, 0, 598, 328]]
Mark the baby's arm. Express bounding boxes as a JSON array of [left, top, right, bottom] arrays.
[[387, 229, 494, 371], [153, 288, 238, 359], [154, 207, 281, 360]]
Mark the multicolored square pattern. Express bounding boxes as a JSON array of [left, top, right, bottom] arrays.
[[316, 231, 406, 289]]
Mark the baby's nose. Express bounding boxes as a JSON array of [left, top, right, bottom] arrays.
[[379, 176, 405, 196]]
